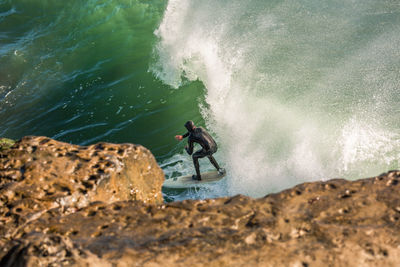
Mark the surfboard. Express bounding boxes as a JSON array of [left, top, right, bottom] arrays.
[[163, 170, 226, 189]]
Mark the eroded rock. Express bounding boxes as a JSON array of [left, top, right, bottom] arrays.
[[0, 136, 164, 247], [1, 137, 399, 266]]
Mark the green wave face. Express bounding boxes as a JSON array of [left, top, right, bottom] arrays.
[[0, 0, 203, 158]]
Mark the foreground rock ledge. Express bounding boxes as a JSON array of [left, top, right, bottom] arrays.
[[1, 138, 400, 266], [0, 136, 164, 247], [0, 136, 164, 206]]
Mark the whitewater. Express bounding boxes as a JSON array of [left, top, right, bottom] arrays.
[[153, 0, 400, 199]]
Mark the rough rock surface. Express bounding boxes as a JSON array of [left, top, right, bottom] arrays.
[[0, 136, 164, 257], [1, 137, 400, 266]]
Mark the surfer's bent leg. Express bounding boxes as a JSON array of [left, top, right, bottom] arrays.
[[192, 149, 208, 180], [207, 155, 221, 171]]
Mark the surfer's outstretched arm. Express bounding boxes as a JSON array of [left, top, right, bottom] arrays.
[[175, 132, 189, 141]]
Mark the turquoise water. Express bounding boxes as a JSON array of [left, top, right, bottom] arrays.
[[1, 0, 399, 200]]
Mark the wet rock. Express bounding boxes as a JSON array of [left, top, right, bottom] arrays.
[[0, 140, 399, 266]]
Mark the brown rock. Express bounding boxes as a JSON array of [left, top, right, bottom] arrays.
[[1, 138, 400, 266], [0, 136, 164, 245]]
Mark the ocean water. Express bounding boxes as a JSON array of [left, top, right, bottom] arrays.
[[1, 0, 399, 201]]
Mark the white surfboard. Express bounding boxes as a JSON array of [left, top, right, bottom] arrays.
[[163, 170, 226, 189]]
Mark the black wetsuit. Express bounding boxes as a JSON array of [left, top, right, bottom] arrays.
[[182, 121, 221, 180]]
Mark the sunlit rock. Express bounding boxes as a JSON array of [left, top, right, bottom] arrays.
[[0, 136, 164, 242], [1, 139, 399, 266]]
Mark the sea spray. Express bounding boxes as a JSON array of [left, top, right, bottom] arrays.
[[153, 0, 400, 197]]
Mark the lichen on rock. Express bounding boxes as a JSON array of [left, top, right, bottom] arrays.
[[0, 138, 15, 151]]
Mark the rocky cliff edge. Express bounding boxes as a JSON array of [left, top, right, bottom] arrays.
[[1, 136, 400, 266]]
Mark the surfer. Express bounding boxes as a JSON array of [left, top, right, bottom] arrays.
[[175, 120, 224, 181]]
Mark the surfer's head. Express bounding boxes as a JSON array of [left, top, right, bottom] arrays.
[[184, 120, 195, 132]]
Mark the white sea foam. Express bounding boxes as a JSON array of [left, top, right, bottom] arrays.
[[154, 0, 400, 198]]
